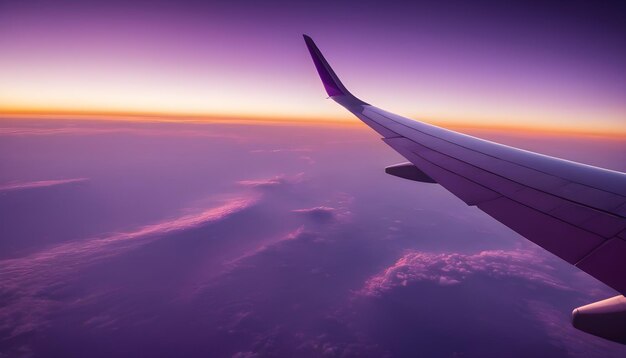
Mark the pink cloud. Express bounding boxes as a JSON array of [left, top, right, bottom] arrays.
[[237, 173, 304, 188], [291, 194, 354, 226], [298, 155, 316, 165], [0, 178, 88, 192], [222, 226, 307, 271], [360, 249, 570, 297], [292, 206, 336, 222], [0, 196, 256, 338]]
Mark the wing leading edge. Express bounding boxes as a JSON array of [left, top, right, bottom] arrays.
[[303, 35, 626, 344]]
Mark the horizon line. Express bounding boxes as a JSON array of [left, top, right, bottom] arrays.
[[1, 108, 625, 140]]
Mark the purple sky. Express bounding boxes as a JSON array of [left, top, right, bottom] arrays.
[[0, 118, 625, 357], [1, 1, 626, 356], [1, 0, 625, 133]]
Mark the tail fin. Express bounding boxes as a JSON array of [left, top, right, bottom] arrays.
[[303, 35, 365, 104]]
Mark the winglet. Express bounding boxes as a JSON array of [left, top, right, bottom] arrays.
[[303, 35, 365, 104]]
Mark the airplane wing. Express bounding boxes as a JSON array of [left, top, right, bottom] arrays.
[[303, 35, 626, 343]]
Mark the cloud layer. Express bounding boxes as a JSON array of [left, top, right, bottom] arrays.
[[361, 248, 571, 297], [0, 196, 256, 339], [0, 119, 624, 357], [0, 178, 88, 192]]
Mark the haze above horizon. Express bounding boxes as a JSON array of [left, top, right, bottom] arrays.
[[1, 0, 625, 136]]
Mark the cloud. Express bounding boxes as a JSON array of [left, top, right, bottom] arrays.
[[525, 300, 621, 357], [219, 226, 307, 274], [249, 147, 311, 154], [0, 178, 88, 192], [291, 193, 353, 226], [249, 147, 316, 164], [361, 249, 570, 297], [237, 173, 304, 189], [0, 127, 122, 136], [0, 196, 256, 339], [292, 206, 336, 223], [237, 177, 288, 188], [0, 126, 244, 141], [298, 155, 316, 165]]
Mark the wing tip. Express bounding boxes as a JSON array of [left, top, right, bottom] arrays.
[[302, 35, 352, 98]]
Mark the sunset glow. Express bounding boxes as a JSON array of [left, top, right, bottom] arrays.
[[1, 1, 625, 356], [1, 1, 625, 136]]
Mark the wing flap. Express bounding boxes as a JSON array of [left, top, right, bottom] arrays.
[[550, 203, 626, 238], [577, 238, 626, 294], [478, 197, 606, 264]]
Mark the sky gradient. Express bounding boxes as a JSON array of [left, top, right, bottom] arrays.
[[1, 1, 626, 356], [1, 0, 625, 134]]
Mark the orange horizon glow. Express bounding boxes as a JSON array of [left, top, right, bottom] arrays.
[[3, 2, 625, 148], [2, 107, 625, 140]]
